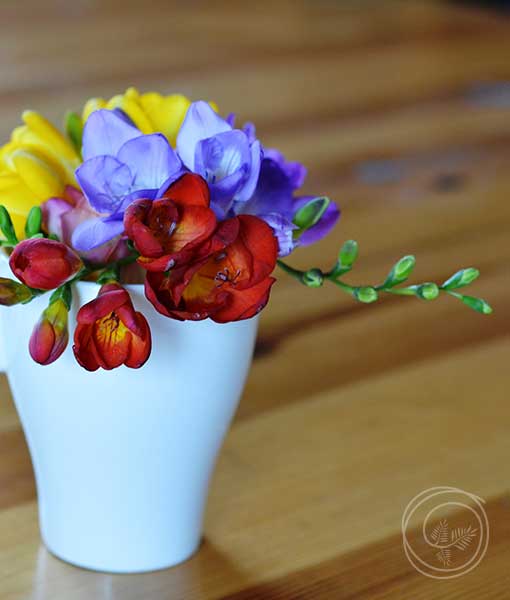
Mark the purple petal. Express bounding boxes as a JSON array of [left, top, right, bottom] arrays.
[[76, 156, 134, 214], [294, 196, 341, 246], [240, 157, 295, 217], [41, 197, 72, 240], [72, 217, 125, 251], [264, 148, 307, 189], [82, 109, 141, 161], [177, 101, 231, 169], [117, 133, 182, 191], [242, 122, 257, 144], [235, 139, 262, 202], [259, 213, 297, 257], [195, 130, 250, 182], [210, 169, 247, 218]]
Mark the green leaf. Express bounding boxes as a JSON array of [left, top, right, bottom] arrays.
[[0, 205, 18, 244], [354, 286, 378, 303], [442, 268, 480, 290], [383, 255, 416, 288], [301, 268, 324, 288], [293, 197, 330, 231], [459, 295, 492, 315], [65, 111, 83, 154], [25, 206, 43, 238]]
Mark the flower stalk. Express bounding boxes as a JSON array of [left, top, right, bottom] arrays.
[[277, 241, 493, 315]]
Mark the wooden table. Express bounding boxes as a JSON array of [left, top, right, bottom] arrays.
[[1, 0, 509, 597]]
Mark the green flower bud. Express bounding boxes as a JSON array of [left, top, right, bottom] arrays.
[[354, 286, 378, 303], [0, 277, 34, 306], [301, 268, 324, 288], [416, 282, 439, 300], [460, 295, 493, 315], [25, 207, 43, 238], [293, 197, 330, 231], [338, 240, 358, 268], [384, 255, 415, 287], [442, 268, 480, 290]]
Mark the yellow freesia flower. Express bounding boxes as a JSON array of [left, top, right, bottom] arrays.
[[0, 111, 80, 237], [82, 87, 217, 147]]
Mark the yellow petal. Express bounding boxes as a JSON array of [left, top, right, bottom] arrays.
[[8, 149, 65, 200], [106, 95, 154, 134], [10, 112, 79, 183], [82, 98, 107, 122], [21, 111, 78, 163], [139, 93, 191, 146], [0, 170, 40, 237]]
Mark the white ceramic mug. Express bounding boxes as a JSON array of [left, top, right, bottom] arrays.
[[0, 257, 258, 573]]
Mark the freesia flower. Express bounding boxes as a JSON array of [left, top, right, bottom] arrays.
[[82, 87, 208, 147], [72, 109, 183, 252], [0, 111, 80, 237], [29, 298, 69, 365], [42, 185, 129, 265], [236, 151, 339, 256], [145, 215, 277, 323], [176, 102, 262, 218], [73, 283, 152, 371], [124, 174, 217, 271], [10, 238, 83, 290], [0, 277, 33, 306]]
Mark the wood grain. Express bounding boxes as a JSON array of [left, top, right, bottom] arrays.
[[0, 0, 509, 598]]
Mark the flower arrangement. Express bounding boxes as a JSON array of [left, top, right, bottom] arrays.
[[0, 88, 492, 371]]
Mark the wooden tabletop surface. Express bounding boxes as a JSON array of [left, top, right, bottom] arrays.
[[1, 0, 509, 598]]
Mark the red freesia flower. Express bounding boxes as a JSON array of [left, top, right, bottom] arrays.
[[9, 238, 83, 291], [73, 283, 152, 371], [145, 215, 278, 323], [29, 298, 69, 365], [124, 173, 217, 272]]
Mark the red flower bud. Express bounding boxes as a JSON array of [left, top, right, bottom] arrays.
[[73, 283, 152, 371], [10, 239, 83, 290], [0, 277, 33, 306], [124, 174, 216, 271], [145, 215, 278, 323], [29, 298, 69, 365]]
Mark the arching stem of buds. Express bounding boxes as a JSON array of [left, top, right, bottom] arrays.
[[277, 240, 492, 315]]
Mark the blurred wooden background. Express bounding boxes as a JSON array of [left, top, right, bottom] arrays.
[[0, 0, 509, 598]]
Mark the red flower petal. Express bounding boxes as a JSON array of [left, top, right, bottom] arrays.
[[163, 173, 210, 208]]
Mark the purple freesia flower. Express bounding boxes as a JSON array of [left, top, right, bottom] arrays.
[[234, 149, 339, 256], [42, 186, 129, 265], [176, 101, 262, 217], [72, 110, 183, 251]]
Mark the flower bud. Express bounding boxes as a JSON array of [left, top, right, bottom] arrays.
[[302, 268, 324, 288], [460, 295, 492, 315], [354, 286, 378, 303], [416, 282, 439, 300], [9, 238, 83, 290], [29, 298, 69, 365], [384, 255, 415, 287], [0, 277, 33, 306], [338, 240, 358, 268], [442, 268, 480, 290]]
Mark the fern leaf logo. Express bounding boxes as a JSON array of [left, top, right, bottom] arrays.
[[402, 487, 489, 579]]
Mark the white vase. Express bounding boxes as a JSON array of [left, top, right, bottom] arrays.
[[0, 259, 258, 573]]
